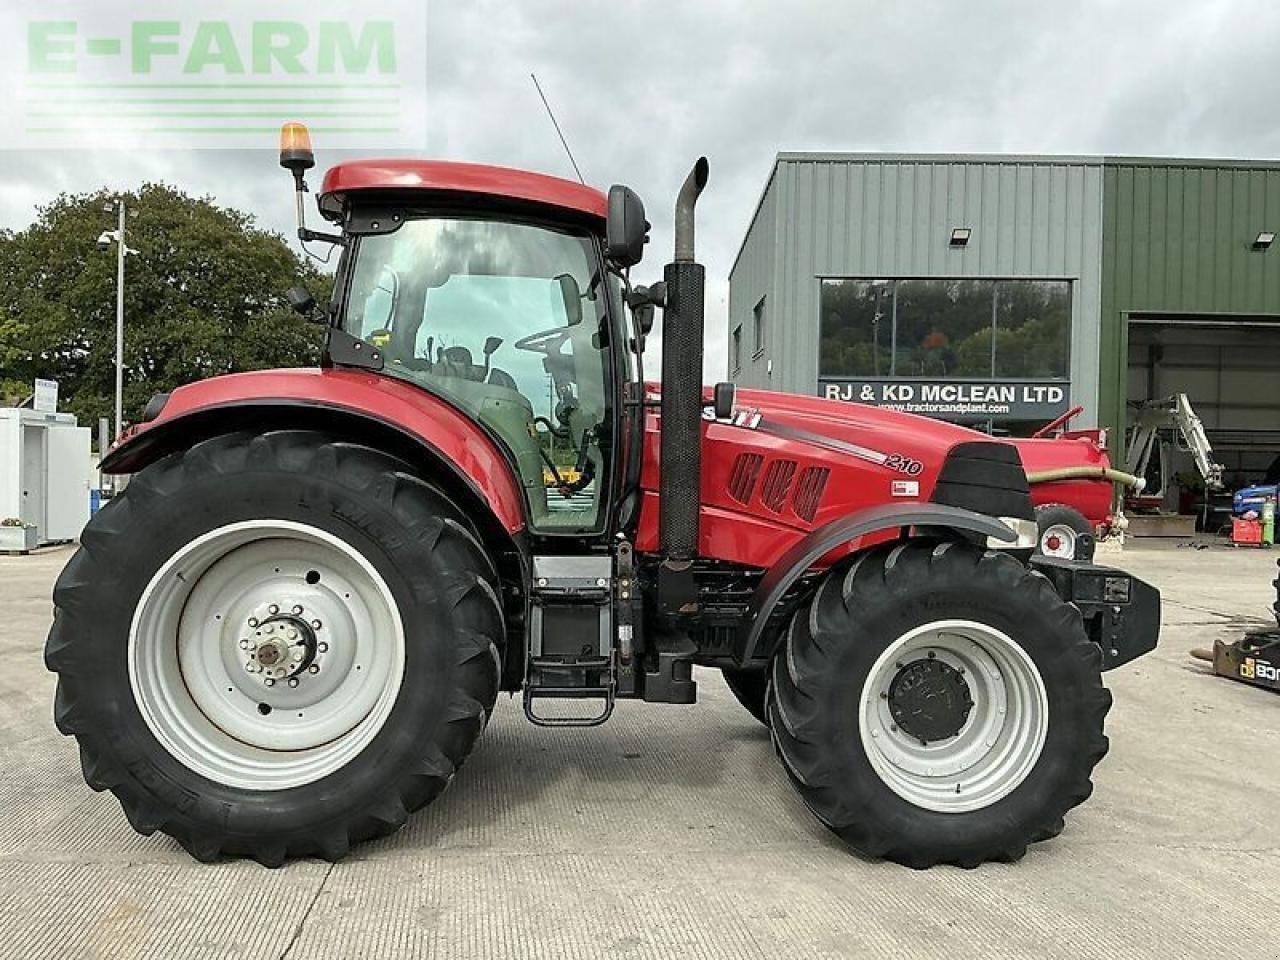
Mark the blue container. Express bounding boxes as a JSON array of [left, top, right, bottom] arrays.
[[89, 489, 102, 515]]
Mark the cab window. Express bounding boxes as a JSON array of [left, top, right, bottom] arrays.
[[342, 217, 611, 534]]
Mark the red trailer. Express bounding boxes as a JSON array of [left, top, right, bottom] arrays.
[[1012, 408, 1142, 561]]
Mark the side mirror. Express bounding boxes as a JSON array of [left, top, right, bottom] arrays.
[[605, 185, 648, 268], [483, 336, 504, 356], [556, 273, 583, 326], [286, 285, 317, 319]]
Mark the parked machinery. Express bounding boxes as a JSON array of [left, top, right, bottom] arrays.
[[1012, 406, 1144, 562], [1192, 560, 1280, 691], [1125, 393, 1224, 511]]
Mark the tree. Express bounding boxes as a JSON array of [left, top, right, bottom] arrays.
[[0, 184, 331, 433]]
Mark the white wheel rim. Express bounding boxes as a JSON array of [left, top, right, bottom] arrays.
[[858, 619, 1048, 813], [129, 520, 405, 791], [1040, 523, 1077, 559]]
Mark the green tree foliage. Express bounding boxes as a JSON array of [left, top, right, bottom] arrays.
[[0, 184, 331, 431]]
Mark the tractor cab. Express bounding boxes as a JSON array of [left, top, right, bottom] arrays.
[[313, 158, 642, 538]]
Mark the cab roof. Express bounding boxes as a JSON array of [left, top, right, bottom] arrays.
[[319, 159, 607, 221]]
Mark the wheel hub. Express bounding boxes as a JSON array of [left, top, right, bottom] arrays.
[[887, 656, 974, 744], [243, 615, 317, 681]]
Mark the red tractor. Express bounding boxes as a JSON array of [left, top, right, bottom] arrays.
[[45, 127, 1160, 869]]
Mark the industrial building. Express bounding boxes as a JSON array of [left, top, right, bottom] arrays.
[[729, 153, 1280, 498]]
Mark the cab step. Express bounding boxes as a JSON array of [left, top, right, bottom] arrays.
[[522, 556, 616, 727]]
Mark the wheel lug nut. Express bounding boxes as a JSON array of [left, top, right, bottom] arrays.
[[245, 661, 255, 671], [292, 605, 303, 615], [247, 617, 259, 627], [312, 620, 322, 630], [264, 678, 275, 686], [317, 642, 328, 653], [308, 664, 320, 674], [288, 677, 299, 688], [269, 605, 279, 615], [239, 639, 250, 650]]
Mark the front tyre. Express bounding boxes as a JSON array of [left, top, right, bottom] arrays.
[[720, 667, 769, 726], [45, 430, 504, 866], [768, 541, 1110, 869]]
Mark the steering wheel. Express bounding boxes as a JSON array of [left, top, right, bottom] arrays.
[[514, 326, 572, 355]]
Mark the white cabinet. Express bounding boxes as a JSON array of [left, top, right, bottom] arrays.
[[0, 409, 92, 545]]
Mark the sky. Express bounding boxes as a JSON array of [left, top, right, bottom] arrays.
[[3, 0, 1280, 381]]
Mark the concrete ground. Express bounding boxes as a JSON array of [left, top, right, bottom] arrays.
[[1, 542, 1278, 959]]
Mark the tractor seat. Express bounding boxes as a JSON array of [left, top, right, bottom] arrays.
[[439, 346, 486, 382], [487, 367, 519, 390]]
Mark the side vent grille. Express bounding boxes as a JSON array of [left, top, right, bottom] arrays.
[[761, 459, 798, 512], [727, 453, 764, 504], [792, 466, 830, 522]]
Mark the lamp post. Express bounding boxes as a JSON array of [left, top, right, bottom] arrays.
[[98, 200, 135, 441]]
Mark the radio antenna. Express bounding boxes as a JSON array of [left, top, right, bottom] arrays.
[[531, 73, 585, 184]]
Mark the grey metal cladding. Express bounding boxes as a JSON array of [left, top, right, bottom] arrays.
[[729, 154, 1105, 425]]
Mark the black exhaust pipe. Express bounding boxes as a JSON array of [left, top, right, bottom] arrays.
[[659, 158, 710, 564]]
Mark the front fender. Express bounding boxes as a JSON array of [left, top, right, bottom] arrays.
[[102, 368, 527, 535], [734, 502, 1015, 665]]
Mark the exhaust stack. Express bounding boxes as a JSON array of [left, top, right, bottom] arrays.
[[659, 158, 710, 563]]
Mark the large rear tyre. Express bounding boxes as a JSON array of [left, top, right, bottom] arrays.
[[45, 430, 504, 866], [768, 540, 1110, 869]]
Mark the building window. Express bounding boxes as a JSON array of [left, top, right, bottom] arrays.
[[731, 325, 742, 373], [753, 297, 767, 357], [819, 278, 1070, 380]]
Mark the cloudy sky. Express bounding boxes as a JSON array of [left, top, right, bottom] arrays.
[[3, 0, 1279, 380]]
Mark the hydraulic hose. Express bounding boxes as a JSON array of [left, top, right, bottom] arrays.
[[1025, 465, 1146, 491]]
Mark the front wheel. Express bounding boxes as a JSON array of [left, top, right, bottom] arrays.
[[1035, 503, 1094, 561], [768, 540, 1110, 868], [45, 430, 504, 866]]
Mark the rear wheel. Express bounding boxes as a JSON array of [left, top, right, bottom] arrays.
[[1035, 503, 1094, 561], [46, 430, 504, 865], [768, 540, 1110, 868]]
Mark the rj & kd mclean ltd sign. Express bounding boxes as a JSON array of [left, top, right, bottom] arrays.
[[821, 379, 1070, 422]]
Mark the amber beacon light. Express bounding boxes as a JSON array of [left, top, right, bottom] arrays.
[[279, 122, 315, 175]]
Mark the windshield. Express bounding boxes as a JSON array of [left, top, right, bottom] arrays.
[[342, 216, 611, 534]]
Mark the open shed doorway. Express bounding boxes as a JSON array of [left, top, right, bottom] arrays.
[[1126, 315, 1280, 533]]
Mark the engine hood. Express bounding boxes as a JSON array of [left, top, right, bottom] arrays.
[[733, 386, 995, 458], [639, 384, 1039, 567]]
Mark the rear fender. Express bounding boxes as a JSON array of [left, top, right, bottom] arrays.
[[101, 369, 527, 537], [734, 503, 1015, 665]]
